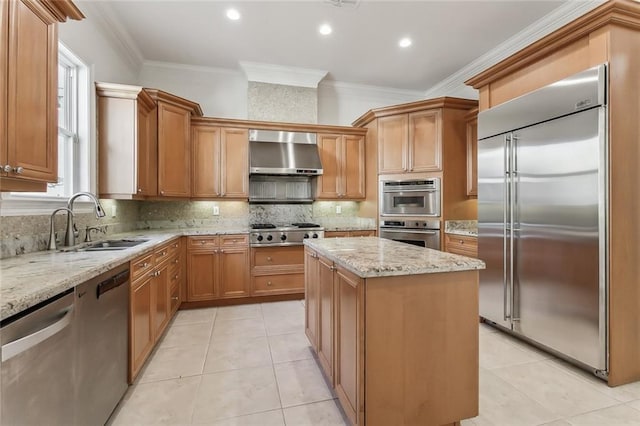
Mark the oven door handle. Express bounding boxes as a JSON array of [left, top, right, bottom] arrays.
[[384, 189, 438, 193], [380, 228, 439, 235]]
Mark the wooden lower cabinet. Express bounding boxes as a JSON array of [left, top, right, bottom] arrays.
[[130, 274, 154, 382], [304, 248, 320, 350], [318, 255, 336, 386], [186, 235, 249, 301], [445, 234, 478, 258], [251, 246, 305, 296], [129, 237, 183, 382]]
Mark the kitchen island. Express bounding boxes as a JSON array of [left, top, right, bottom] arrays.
[[303, 237, 485, 426]]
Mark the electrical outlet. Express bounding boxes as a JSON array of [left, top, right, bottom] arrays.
[[111, 205, 117, 218], [213, 205, 220, 216], [336, 205, 342, 214]]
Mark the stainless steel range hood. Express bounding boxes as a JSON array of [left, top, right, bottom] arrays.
[[249, 129, 323, 176]]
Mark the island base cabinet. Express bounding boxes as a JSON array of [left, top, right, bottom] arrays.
[[305, 253, 479, 426], [334, 267, 364, 426], [365, 271, 478, 426]]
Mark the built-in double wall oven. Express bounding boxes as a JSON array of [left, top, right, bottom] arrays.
[[378, 178, 442, 249]]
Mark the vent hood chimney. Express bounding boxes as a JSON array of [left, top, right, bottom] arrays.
[[249, 129, 323, 176]]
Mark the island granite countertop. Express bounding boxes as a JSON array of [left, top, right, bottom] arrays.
[[304, 236, 485, 279], [0, 227, 249, 321]]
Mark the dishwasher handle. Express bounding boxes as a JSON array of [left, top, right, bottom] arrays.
[[97, 269, 130, 299], [1, 306, 74, 362]]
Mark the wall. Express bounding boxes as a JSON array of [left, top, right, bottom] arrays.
[[138, 62, 424, 125]]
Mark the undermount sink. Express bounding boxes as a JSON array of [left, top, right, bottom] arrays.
[[62, 239, 150, 252]]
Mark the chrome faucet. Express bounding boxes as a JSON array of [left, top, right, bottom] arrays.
[[48, 208, 74, 250], [64, 192, 106, 247]]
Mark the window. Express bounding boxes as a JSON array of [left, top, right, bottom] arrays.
[[1, 43, 91, 214]]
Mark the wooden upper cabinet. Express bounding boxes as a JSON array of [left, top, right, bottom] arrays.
[[1, 0, 81, 192], [377, 115, 408, 174], [377, 110, 442, 175], [408, 109, 442, 172], [465, 108, 478, 197], [220, 127, 249, 198], [97, 83, 157, 198], [191, 123, 248, 199], [157, 101, 191, 197], [317, 133, 365, 199]]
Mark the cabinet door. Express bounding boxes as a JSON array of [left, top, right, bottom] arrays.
[[318, 256, 335, 384], [6, 0, 58, 182], [377, 115, 407, 174], [130, 275, 154, 382], [335, 267, 362, 426], [342, 134, 365, 199], [304, 248, 320, 350], [317, 133, 341, 199], [191, 125, 221, 197], [187, 250, 219, 301], [0, 0, 7, 173], [466, 114, 478, 197], [137, 100, 157, 196], [154, 262, 171, 337], [220, 127, 248, 198], [157, 101, 190, 197], [219, 246, 249, 298], [408, 110, 442, 172]]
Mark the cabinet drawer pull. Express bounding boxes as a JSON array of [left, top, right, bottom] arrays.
[[266, 256, 272, 262], [220, 249, 224, 253], [138, 262, 149, 268], [160, 250, 167, 256], [2, 165, 11, 173], [171, 296, 179, 301], [174, 274, 179, 280], [330, 265, 336, 271], [173, 243, 179, 248], [201, 240, 206, 244], [267, 281, 272, 286], [13, 166, 24, 175], [174, 258, 179, 263]]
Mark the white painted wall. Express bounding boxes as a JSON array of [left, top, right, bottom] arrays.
[[139, 62, 424, 125], [140, 62, 248, 119], [58, 5, 140, 83]]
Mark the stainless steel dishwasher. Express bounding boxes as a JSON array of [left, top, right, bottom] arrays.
[[1, 289, 76, 425], [75, 263, 130, 425]]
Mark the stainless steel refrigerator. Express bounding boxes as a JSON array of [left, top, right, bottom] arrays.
[[477, 64, 608, 377]]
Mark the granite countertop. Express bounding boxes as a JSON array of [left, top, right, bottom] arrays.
[[304, 237, 485, 279], [0, 227, 249, 321], [444, 220, 478, 237]]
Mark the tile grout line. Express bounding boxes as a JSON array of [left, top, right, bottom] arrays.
[[261, 302, 288, 425]]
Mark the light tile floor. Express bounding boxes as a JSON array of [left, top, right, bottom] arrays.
[[109, 301, 640, 426]]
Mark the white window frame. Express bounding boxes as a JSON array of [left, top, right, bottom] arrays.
[[0, 42, 95, 216]]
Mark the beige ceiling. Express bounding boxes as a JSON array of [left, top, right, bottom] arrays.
[[102, 0, 565, 91]]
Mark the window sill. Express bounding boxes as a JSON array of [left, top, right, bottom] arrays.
[[0, 194, 97, 216]]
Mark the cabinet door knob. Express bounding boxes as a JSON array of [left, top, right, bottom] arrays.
[[137, 188, 143, 193], [267, 281, 272, 286], [459, 240, 464, 244], [139, 262, 149, 268], [201, 240, 206, 244], [2, 165, 11, 173], [220, 249, 224, 253], [174, 258, 179, 263], [13, 166, 23, 174], [171, 296, 179, 301], [173, 243, 179, 248], [174, 274, 179, 279], [266, 256, 272, 262], [160, 190, 165, 195]]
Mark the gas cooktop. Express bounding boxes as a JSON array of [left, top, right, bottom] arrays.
[[249, 223, 324, 246]]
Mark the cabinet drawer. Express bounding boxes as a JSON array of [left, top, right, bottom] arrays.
[[188, 236, 219, 249], [131, 253, 154, 281], [252, 273, 305, 295], [220, 234, 248, 247], [252, 246, 304, 267], [445, 234, 478, 257], [350, 230, 376, 237], [325, 231, 349, 238], [155, 241, 178, 263]]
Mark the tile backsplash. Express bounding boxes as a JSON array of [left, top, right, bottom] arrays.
[[0, 199, 373, 258]]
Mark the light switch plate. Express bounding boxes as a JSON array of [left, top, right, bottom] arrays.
[[336, 205, 342, 214], [111, 205, 117, 218], [213, 205, 220, 216]]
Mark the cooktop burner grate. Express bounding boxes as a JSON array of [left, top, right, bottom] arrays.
[[291, 222, 321, 228], [251, 223, 276, 229]]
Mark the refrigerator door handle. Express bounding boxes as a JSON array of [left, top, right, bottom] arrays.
[[511, 134, 519, 322], [504, 134, 511, 321]]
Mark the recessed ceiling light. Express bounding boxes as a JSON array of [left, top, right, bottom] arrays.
[[319, 24, 332, 36], [226, 8, 241, 21], [399, 37, 412, 48]]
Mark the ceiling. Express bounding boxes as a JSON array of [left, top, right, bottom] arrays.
[[104, 0, 565, 92]]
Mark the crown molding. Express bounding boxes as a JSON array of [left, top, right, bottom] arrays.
[[79, 1, 144, 73], [423, 0, 606, 98], [319, 79, 424, 102], [143, 60, 244, 77], [239, 61, 328, 88]]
